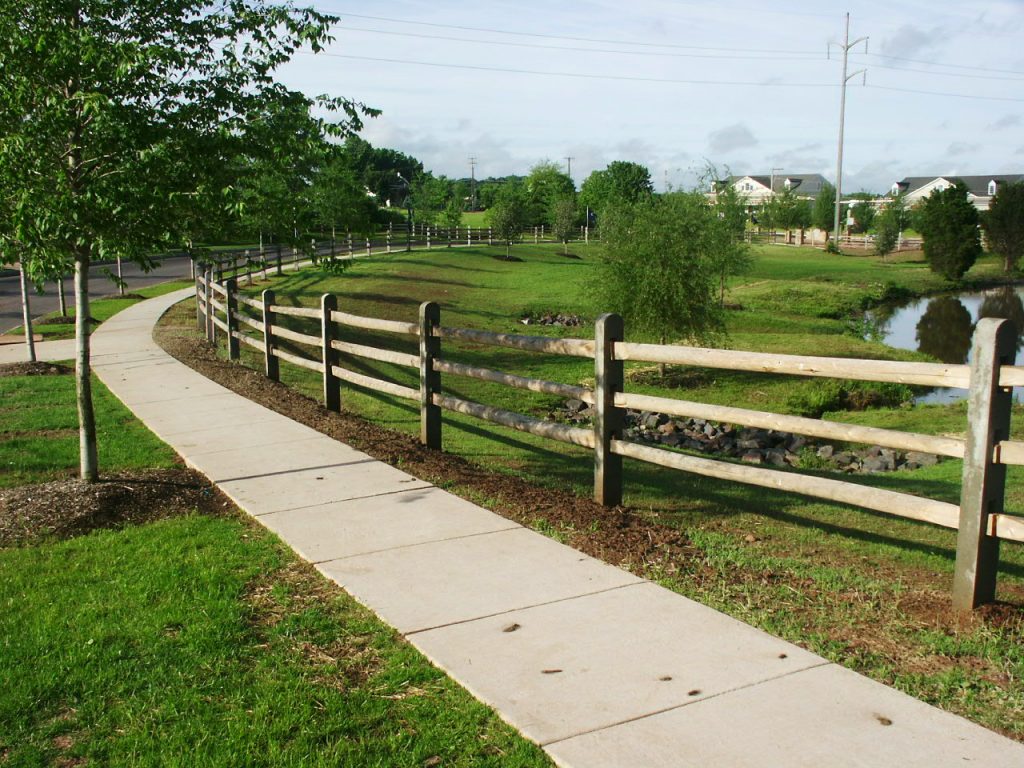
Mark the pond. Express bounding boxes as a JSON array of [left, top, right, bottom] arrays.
[[864, 284, 1024, 403]]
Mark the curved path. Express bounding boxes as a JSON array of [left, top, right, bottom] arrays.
[[7, 289, 1024, 767]]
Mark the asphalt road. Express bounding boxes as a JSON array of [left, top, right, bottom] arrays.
[[0, 255, 194, 334]]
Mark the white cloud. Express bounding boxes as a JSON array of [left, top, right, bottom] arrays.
[[947, 142, 982, 156], [987, 114, 1021, 131]]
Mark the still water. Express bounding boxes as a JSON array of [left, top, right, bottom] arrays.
[[864, 285, 1024, 403]]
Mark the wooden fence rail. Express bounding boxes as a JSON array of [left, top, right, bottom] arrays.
[[196, 273, 1024, 611]]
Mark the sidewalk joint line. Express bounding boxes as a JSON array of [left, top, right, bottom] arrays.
[[539, 660, 834, 748], [403, 581, 646, 637], [310, 524, 523, 565], [214, 458, 377, 484], [249, 482, 435, 517]]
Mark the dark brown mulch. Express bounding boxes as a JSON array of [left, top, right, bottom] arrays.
[[153, 322, 694, 573], [34, 316, 99, 326], [0, 362, 73, 377], [0, 468, 234, 547]]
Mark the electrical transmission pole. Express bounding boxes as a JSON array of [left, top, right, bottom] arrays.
[[468, 156, 477, 210], [830, 13, 868, 246], [564, 156, 574, 182]]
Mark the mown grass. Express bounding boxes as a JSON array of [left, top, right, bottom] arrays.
[[215, 239, 1024, 738], [0, 371, 178, 487], [0, 368, 553, 766], [13, 280, 193, 340]]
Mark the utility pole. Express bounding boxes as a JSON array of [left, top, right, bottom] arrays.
[[770, 167, 784, 196], [468, 156, 477, 210], [769, 167, 784, 244], [829, 13, 868, 245], [564, 156, 574, 182]]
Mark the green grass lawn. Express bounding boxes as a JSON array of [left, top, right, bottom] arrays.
[[208, 240, 1024, 738], [460, 210, 489, 228], [0, 370, 178, 487]]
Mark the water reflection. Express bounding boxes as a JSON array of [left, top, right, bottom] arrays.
[[866, 284, 1024, 402], [978, 287, 1024, 354], [915, 296, 973, 364]]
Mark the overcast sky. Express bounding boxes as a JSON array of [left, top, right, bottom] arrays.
[[279, 1, 1024, 193]]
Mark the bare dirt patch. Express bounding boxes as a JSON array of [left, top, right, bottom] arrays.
[[0, 362, 73, 378], [0, 468, 234, 547]]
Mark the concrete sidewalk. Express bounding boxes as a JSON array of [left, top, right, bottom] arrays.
[[15, 289, 1024, 766]]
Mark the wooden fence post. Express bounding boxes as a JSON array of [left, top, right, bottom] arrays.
[[195, 269, 204, 332], [953, 318, 1016, 610], [594, 313, 625, 506], [419, 301, 442, 449], [226, 278, 239, 361], [321, 293, 340, 412], [204, 266, 213, 343], [262, 289, 279, 382]]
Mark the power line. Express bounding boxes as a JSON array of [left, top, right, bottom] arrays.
[[857, 51, 1024, 77], [329, 11, 823, 56], [336, 24, 823, 62], [303, 52, 838, 88], [866, 83, 1024, 102]]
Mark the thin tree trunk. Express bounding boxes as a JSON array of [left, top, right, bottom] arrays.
[[74, 253, 99, 482], [58, 275, 67, 316], [19, 261, 36, 362], [116, 254, 124, 296]]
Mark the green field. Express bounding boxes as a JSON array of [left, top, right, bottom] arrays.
[[208, 239, 1024, 739], [0, 368, 552, 766]]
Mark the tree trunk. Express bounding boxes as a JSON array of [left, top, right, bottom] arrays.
[[58, 276, 67, 316], [74, 252, 99, 482], [18, 261, 36, 362]]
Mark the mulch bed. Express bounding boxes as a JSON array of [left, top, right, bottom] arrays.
[[0, 467, 234, 548], [0, 362, 73, 377]]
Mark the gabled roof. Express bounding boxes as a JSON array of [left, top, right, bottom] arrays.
[[728, 173, 831, 196], [893, 175, 1024, 198]]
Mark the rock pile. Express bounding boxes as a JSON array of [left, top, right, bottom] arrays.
[[557, 400, 940, 474], [520, 312, 584, 327]]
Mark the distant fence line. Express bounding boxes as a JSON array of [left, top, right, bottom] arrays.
[[195, 260, 1022, 612]]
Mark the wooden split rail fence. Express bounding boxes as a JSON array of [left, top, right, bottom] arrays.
[[196, 269, 1023, 610]]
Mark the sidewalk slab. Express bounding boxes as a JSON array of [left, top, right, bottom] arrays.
[[0, 338, 75, 364], [546, 663, 1022, 767], [409, 582, 824, 746], [318, 528, 645, 634], [259, 487, 520, 563], [185, 436, 357, 482], [216, 457, 431, 516]]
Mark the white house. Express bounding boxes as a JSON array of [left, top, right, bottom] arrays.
[[890, 175, 1024, 211]]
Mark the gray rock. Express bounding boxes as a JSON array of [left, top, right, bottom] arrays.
[[817, 445, 835, 459], [741, 451, 763, 464], [905, 451, 939, 467]]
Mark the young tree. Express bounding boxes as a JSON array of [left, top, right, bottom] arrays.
[[550, 197, 578, 255], [874, 195, 907, 260], [849, 199, 876, 234], [813, 182, 837, 232], [595, 192, 746, 375], [488, 185, 528, 259], [0, 0, 374, 481], [919, 182, 982, 281], [440, 197, 464, 247], [982, 181, 1024, 273]]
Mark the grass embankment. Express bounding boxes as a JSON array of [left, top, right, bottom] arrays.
[[0, 374, 551, 765], [13, 280, 193, 340], [216, 240, 1024, 739]]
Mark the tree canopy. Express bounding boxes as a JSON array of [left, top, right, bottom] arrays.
[[918, 182, 982, 281], [982, 181, 1024, 273], [579, 161, 653, 219], [0, 0, 372, 480], [594, 191, 748, 349]]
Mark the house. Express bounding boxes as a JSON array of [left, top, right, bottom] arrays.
[[890, 175, 1024, 211], [722, 173, 831, 206]]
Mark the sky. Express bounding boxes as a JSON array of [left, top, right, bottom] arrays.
[[277, 1, 1024, 194]]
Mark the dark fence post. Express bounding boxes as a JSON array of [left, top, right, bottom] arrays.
[[594, 313, 624, 506], [321, 293, 340, 412], [226, 278, 239, 361], [262, 288, 279, 382], [953, 318, 1016, 610], [419, 301, 442, 449], [204, 266, 214, 343], [276, 243, 283, 276], [195, 270, 204, 332]]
